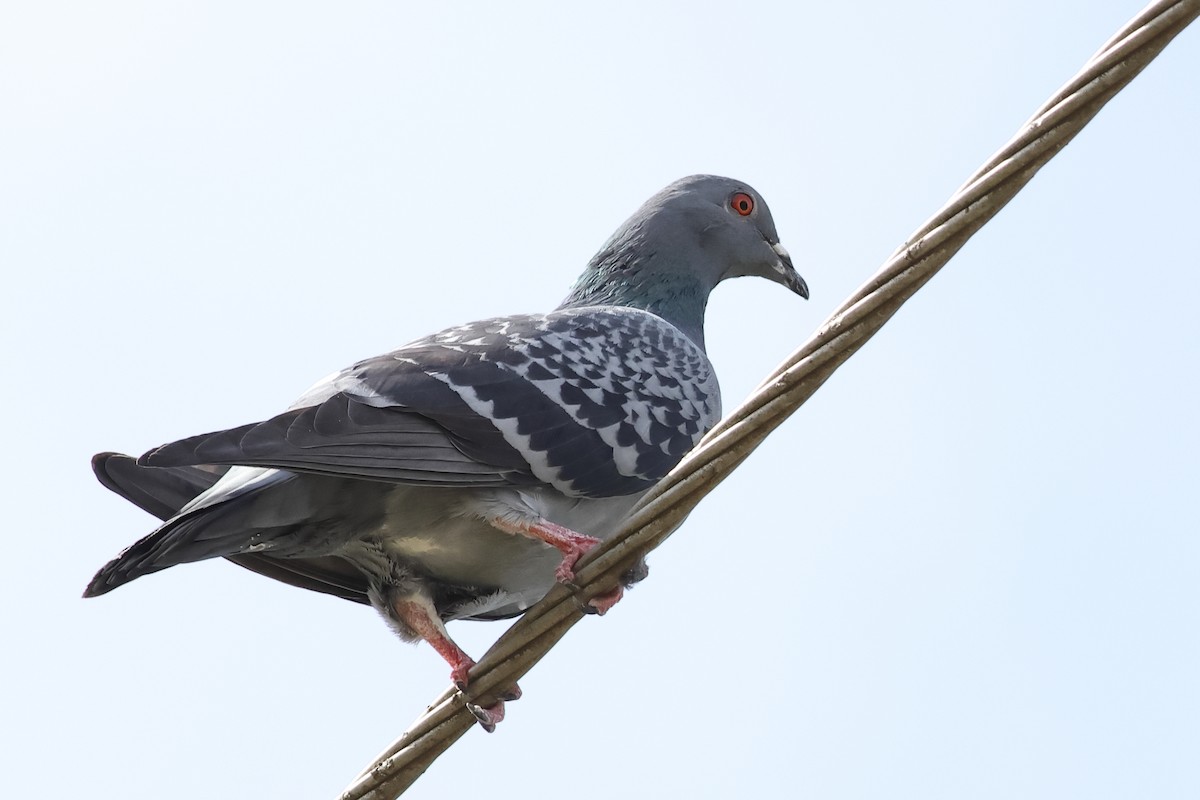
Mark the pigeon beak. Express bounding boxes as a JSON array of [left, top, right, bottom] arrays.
[[770, 242, 809, 299]]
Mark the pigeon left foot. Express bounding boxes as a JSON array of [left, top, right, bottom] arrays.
[[391, 595, 520, 730]]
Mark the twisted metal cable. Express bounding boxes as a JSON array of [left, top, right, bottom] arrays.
[[340, 2, 1200, 796]]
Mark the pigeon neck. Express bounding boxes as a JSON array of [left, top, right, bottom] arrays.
[[559, 268, 710, 349]]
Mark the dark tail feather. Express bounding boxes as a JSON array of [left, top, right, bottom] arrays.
[[84, 549, 168, 597], [83, 509, 244, 598], [85, 455, 237, 597], [91, 452, 229, 521], [87, 453, 371, 604]]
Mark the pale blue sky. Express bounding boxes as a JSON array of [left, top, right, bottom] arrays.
[[2, 2, 1197, 798]]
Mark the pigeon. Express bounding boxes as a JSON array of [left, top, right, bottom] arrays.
[[85, 174, 809, 730]]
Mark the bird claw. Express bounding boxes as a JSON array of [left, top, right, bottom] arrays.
[[453, 660, 521, 726], [467, 700, 506, 733]]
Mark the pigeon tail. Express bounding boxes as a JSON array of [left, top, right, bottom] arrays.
[[83, 551, 173, 597], [84, 467, 306, 598], [89, 454, 375, 604], [92, 452, 225, 521], [84, 454, 231, 596]]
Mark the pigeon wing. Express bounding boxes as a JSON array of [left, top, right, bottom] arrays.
[[140, 309, 721, 498]]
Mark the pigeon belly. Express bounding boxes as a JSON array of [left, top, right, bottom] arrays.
[[345, 484, 646, 618]]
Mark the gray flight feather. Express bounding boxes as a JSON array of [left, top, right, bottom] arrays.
[[85, 174, 808, 623]]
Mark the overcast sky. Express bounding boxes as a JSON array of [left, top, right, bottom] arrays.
[[3, 2, 1197, 798]]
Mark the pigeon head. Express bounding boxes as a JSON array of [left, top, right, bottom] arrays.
[[560, 174, 808, 347]]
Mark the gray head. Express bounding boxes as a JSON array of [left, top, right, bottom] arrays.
[[560, 174, 808, 347]]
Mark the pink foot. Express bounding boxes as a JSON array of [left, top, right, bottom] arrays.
[[487, 517, 603, 585], [391, 596, 521, 727], [586, 584, 625, 616], [449, 655, 476, 691], [554, 534, 602, 583], [450, 658, 521, 702]]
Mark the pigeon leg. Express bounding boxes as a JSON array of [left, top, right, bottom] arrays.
[[488, 517, 601, 583], [488, 517, 624, 614], [390, 595, 519, 732], [391, 596, 475, 688]]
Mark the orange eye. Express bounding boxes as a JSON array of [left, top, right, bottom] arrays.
[[730, 192, 754, 216]]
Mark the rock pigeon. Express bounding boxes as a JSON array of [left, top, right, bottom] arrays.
[[85, 174, 809, 730]]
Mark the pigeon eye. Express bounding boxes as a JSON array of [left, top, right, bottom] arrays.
[[730, 192, 754, 216]]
